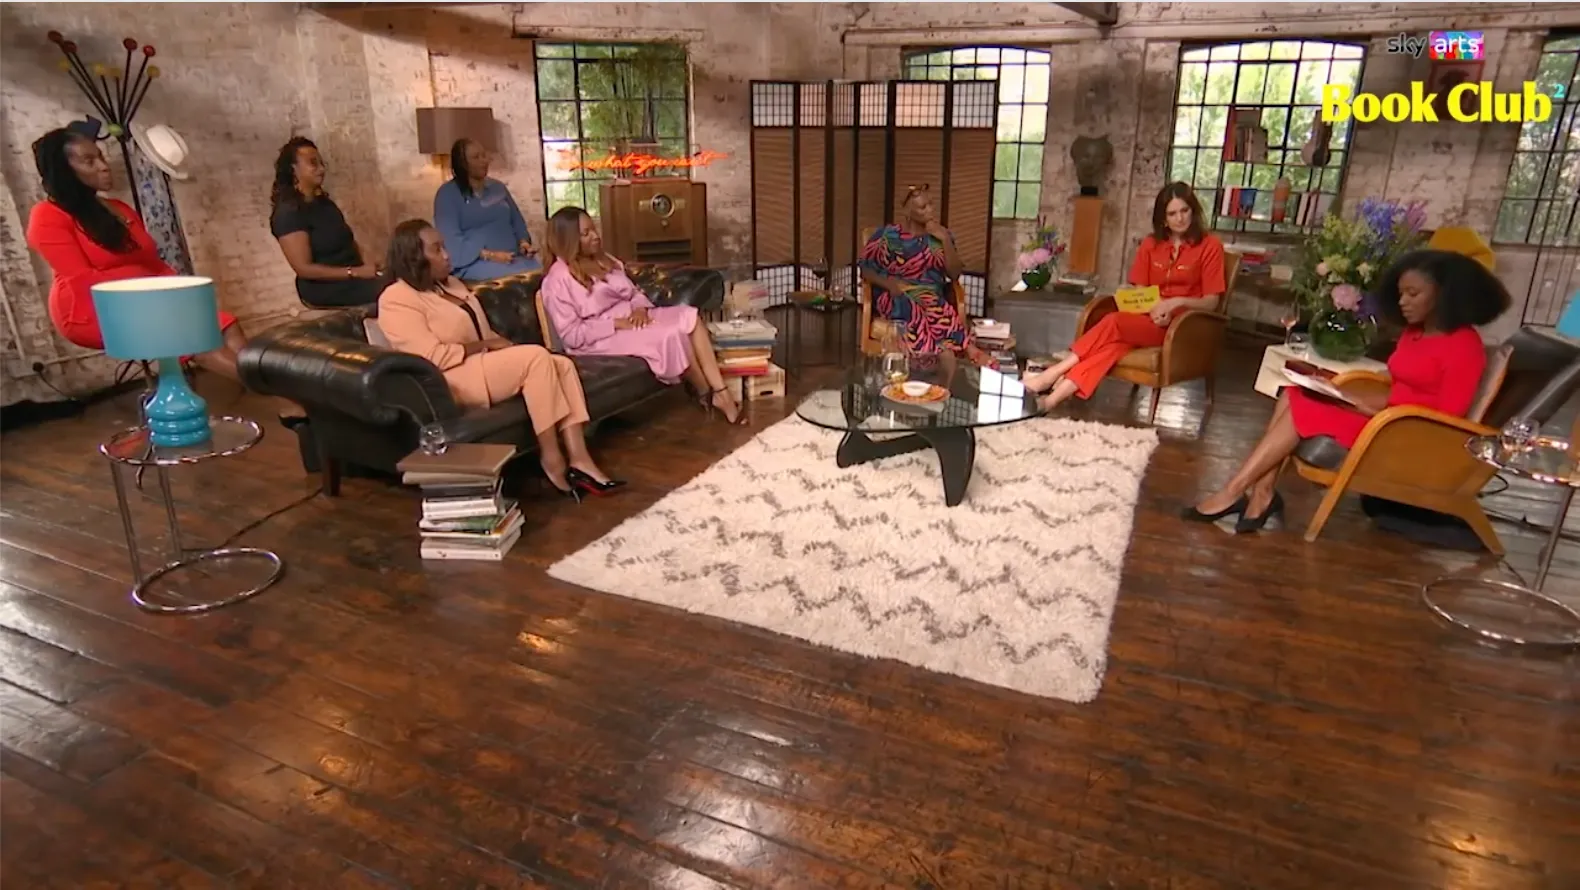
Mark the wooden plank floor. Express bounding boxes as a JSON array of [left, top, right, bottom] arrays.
[[1, 337, 1576, 889]]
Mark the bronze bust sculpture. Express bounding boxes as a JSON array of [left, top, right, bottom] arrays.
[[1071, 136, 1113, 196]]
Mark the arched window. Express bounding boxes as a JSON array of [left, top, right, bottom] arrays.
[[1169, 40, 1367, 234], [903, 47, 1051, 220], [1495, 32, 1580, 246]]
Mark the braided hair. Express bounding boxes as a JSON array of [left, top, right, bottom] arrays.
[[32, 128, 130, 252], [269, 136, 318, 211], [450, 138, 478, 199]]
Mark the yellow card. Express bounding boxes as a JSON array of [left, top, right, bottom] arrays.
[[1114, 285, 1161, 314]]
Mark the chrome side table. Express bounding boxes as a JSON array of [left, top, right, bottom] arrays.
[[1421, 435, 1580, 648], [99, 416, 284, 614]]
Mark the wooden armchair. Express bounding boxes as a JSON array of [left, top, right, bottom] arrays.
[[856, 227, 969, 355], [1072, 251, 1243, 423], [1291, 327, 1580, 552]]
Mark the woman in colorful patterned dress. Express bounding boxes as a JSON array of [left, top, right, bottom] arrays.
[[858, 184, 989, 363]]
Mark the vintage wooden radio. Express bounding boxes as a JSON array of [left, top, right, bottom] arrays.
[[599, 180, 708, 266]]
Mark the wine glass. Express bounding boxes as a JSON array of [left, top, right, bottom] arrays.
[[1279, 302, 1300, 346], [418, 422, 449, 455], [881, 348, 910, 386], [1500, 416, 1539, 456]]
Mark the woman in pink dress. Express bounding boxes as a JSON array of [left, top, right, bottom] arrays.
[[538, 207, 745, 424]]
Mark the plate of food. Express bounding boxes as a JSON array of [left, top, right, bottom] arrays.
[[883, 381, 949, 404]]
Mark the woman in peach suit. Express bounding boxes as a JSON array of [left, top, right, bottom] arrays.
[[377, 219, 623, 500]]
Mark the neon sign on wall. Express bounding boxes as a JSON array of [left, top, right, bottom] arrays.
[[557, 149, 727, 176]]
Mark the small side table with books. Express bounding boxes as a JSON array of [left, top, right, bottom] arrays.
[[398, 443, 523, 561], [709, 317, 785, 403]]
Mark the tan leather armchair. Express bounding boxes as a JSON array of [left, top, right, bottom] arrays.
[[1291, 327, 1580, 552], [1071, 251, 1243, 423]]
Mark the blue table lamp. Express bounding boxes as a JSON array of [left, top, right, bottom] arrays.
[[1558, 291, 1580, 341], [92, 276, 222, 448]]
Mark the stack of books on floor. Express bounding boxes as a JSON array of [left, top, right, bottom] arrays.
[[397, 443, 522, 561], [972, 320, 1018, 373], [708, 317, 778, 378]]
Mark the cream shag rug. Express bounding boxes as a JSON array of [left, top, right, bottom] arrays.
[[549, 415, 1159, 702]]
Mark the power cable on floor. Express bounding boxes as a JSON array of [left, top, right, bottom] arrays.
[[214, 487, 325, 549]]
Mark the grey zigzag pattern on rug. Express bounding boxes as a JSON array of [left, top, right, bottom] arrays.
[[548, 414, 1159, 703]]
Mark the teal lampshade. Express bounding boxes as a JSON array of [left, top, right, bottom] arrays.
[[1559, 292, 1580, 340], [91, 276, 223, 360], [91, 276, 221, 448]]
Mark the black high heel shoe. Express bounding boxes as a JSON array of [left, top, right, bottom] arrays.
[[1234, 491, 1284, 535], [566, 467, 626, 497], [1180, 496, 1248, 523]]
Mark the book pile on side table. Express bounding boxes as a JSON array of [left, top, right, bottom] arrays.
[[972, 319, 1018, 374], [708, 317, 782, 402], [397, 443, 523, 561]]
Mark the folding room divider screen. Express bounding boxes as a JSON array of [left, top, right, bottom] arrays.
[[749, 80, 997, 316]]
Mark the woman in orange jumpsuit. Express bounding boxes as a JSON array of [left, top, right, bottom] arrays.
[[1023, 182, 1226, 411]]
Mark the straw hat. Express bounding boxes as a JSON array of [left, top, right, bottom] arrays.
[[131, 122, 191, 181]]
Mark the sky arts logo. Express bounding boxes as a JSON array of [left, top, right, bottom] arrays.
[[1384, 30, 1485, 60]]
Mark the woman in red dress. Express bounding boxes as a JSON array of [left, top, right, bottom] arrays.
[[25, 128, 246, 380], [1023, 182, 1226, 410], [1186, 250, 1510, 533]]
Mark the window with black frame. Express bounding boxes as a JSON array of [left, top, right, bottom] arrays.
[[1495, 33, 1580, 246], [901, 46, 1050, 220], [533, 41, 690, 218], [1169, 40, 1366, 234]]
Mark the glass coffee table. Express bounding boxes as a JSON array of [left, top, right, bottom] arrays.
[[794, 359, 1044, 507]]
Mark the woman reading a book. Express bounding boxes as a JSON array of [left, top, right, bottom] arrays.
[[1022, 181, 1226, 411], [538, 207, 745, 424], [858, 184, 991, 365], [377, 220, 623, 501], [1184, 250, 1508, 533]]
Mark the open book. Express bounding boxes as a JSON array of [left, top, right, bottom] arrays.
[[1282, 367, 1361, 406]]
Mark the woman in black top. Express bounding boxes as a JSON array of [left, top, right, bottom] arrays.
[[269, 137, 383, 308]]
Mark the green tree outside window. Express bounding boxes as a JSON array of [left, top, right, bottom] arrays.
[[1495, 34, 1580, 246], [902, 47, 1051, 220], [535, 42, 690, 218]]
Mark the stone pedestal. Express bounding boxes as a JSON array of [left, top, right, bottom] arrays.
[[1068, 196, 1103, 276], [985, 289, 1091, 359]]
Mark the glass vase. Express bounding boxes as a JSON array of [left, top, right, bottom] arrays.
[[1021, 265, 1053, 290], [1310, 308, 1370, 362]]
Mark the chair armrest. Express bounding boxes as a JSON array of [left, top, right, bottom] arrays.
[[1330, 369, 1391, 403], [1331, 405, 1496, 493], [1357, 404, 1495, 444], [1159, 310, 1228, 384], [1331, 369, 1390, 386], [1076, 295, 1118, 337], [238, 325, 460, 427], [625, 265, 725, 311]]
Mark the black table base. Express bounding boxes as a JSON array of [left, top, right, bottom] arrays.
[[835, 427, 976, 507]]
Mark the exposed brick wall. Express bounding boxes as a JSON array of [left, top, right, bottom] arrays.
[[0, 2, 367, 405], [4, 1, 1576, 406]]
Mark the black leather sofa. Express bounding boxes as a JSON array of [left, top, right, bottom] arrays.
[[237, 265, 725, 493]]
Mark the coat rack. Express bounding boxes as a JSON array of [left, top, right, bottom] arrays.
[[47, 30, 193, 274]]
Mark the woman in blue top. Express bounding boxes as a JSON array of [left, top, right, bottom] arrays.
[[433, 138, 540, 281]]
